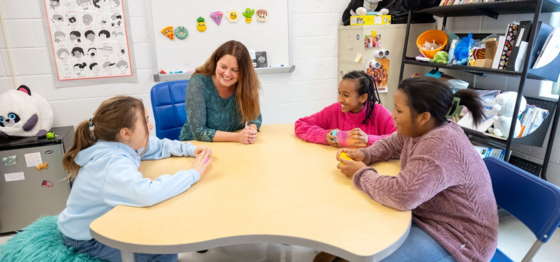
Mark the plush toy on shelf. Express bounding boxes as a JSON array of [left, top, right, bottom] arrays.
[[488, 92, 527, 138], [0, 85, 53, 137]]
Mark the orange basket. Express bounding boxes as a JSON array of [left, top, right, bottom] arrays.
[[417, 30, 448, 59]]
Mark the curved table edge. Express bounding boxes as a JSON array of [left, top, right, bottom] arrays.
[[90, 220, 411, 262]]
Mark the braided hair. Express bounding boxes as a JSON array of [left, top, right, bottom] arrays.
[[342, 71, 382, 125]]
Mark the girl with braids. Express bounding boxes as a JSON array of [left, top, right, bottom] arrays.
[[329, 76, 498, 262], [295, 71, 395, 147], [58, 96, 212, 262]]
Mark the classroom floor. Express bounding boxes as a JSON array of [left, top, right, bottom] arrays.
[[1, 214, 559, 261]]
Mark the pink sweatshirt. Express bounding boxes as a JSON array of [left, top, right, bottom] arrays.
[[294, 102, 396, 146], [354, 122, 499, 262]]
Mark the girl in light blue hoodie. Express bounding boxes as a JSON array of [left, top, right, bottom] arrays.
[[58, 96, 212, 262]]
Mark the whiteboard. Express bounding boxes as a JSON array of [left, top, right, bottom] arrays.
[[146, 0, 294, 81]]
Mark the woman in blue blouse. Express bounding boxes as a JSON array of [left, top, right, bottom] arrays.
[[179, 40, 262, 144]]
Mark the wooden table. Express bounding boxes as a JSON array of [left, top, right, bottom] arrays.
[[90, 124, 411, 262]]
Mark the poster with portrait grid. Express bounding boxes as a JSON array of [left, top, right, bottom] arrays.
[[43, 0, 133, 82]]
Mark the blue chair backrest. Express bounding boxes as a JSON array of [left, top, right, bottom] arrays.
[[484, 157, 560, 243], [150, 80, 189, 140]]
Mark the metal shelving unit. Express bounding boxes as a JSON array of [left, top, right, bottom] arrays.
[[398, 0, 560, 180]]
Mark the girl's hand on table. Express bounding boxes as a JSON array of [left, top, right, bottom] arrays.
[[336, 148, 365, 162]]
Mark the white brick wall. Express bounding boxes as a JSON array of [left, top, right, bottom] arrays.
[[0, 0, 340, 136], [1, 0, 558, 185]]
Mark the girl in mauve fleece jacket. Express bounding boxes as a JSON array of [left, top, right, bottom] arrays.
[[295, 71, 396, 148], [329, 77, 499, 262]]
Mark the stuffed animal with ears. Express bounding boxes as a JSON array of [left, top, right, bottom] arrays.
[[0, 85, 53, 137], [488, 92, 527, 138]]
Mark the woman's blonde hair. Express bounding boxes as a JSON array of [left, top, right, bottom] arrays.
[[194, 40, 261, 123], [62, 96, 148, 180]]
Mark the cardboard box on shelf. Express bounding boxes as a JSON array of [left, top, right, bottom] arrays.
[[474, 40, 497, 68]]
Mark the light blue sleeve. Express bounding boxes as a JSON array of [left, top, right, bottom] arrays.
[[102, 160, 201, 207], [140, 136, 197, 160]]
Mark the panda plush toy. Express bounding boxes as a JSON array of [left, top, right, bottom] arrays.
[[0, 85, 53, 137]]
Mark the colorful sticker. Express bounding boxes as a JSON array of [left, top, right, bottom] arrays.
[[226, 9, 239, 23], [242, 8, 255, 23], [364, 34, 381, 48], [41, 180, 54, 188], [196, 17, 207, 32], [24, 152, 42, 167], [174, 26, 188, 39], [2, 155, 17, 166], [36, 162, 49, 171], [5, 172, 25, 182], [210, 11, 223, 25], [161, 26, 174, 40], [256, 9, 267, 22], [365, 58, 389, 93]]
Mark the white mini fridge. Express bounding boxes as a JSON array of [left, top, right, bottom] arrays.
[[0, 126, 73, 233]]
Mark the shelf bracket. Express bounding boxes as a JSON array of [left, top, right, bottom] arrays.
[[465, 71, 487, 77], [473, 8, 498, 19]]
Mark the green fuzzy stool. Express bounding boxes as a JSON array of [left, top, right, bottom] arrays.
[[0, 216, 105, 262]]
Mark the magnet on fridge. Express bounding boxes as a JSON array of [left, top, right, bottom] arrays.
[[41, 180, 54, 188], [161, 26, 174, 40], [174, 26, 188, 39], [356, 34, 360, 40], [256, 9, 267, 22], [366, 59, 381, 69], [36, 162, 49, 171], [375, 49, 390, 59], [242, 8, 255, 23], [210, 11, 223, 25], [227, 9, 239, 23], [2, 155, 17, 166], [196, 17, 207, 32]]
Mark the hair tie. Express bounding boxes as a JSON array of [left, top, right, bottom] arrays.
[[88, 118, 96, 139], [446, 97, 463, 119]]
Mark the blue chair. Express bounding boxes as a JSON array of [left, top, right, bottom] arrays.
[[484, 157, 560, 262], [150, 80, 189, 140]]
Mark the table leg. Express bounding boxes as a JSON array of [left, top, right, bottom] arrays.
[[121, 250, 135, 262]]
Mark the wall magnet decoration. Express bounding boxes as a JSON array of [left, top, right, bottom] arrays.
[[242, 8, 255, 23], [36, 162, 49, 171], [196, 17, 207, 32], [175, 26, 188, 39], [226, 9, 239, 23], [161, 26, 174, 40], [210, 11, 223, 25], [256, 9, 267, 22]]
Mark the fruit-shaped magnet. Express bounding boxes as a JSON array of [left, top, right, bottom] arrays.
[[256, 9, 267, 22], [196, 17, 206, 32], [242, 8, 255, 23], [161, 26, 174, 40], [174, 26, 188, 39], [210, 11, 223, 25], [226, 9, 238, 23]]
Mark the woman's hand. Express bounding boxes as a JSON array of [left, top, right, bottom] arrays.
[[190, 149, 212, 177], [238, 127, 258, 144], [194, 146, 213, 158], [326, 130, 340, 147], [350, 128, 368, 147], [337, 158, 367, 178], [336, 148, 365, 162]]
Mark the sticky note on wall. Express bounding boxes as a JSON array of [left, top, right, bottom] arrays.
[[355, 53, 363, 63]]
